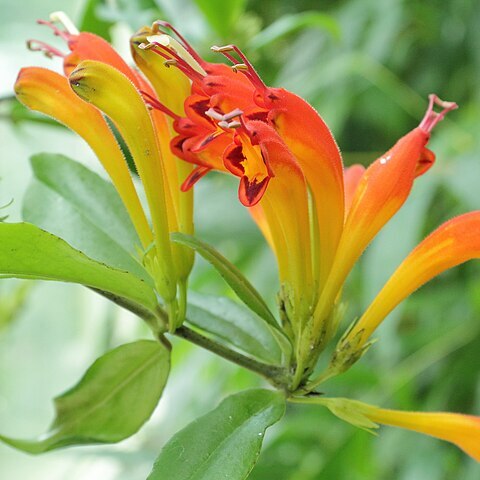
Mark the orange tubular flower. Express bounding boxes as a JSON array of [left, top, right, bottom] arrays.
[[16, 14, 480, 461], [17, 13, 197, 324], [343, 164, 365, 215], [69, 60, 177, 304], [313, 95, 456, 331], [14, 67, 152, 249], [301, 397, 480, 462], [339, 211, 480, 356], [224, 120, 314, 324], [364, 407, 480, 461]]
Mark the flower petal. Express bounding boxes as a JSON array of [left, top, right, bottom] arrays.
[[69, 60, 177, 301], [317, 96, 457, 327], [316, 127, 431, 323], [364, 405, 480, 462], [131, 27, 192, 116], [344, 164, 365, 216], [305, 396, 480, 462], [347, 211, 480, 345], [241, 121, 314, 319], [264, 88, 344, 289], [14, 67, 152, 248], [64, 32, 140, 85]]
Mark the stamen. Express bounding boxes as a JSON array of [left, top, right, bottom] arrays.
[[204, 108, 224, 121], [49, 11, 79, 35], [224, 108, 243, 121], [205, 107, 243, 130], [152, 20, 204, 65], [36, 20, 71, 42], [419, 94, 458, 133], [211, 45, 238, 65], [141, 90, 180, 120], [210, 45, 235, 53], [232, 63, 248, 73], [138, 42, 155, 50], [211, 44, 267, 92], [26, 39, 65, 58], [163, 59, 177, 68], [146, 42, 204, 83]]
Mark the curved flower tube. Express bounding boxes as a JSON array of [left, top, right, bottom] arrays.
[[227, 120, 314, 323], [336, 211, 480, 361], [313, 95, 457, 333], [344, 164, 365, 215], [69, 60, 177, 304], [19, 16, 197, 322], [364, 405, 480, 461], [15, 15, 479, 462], [14, 67, 152, 249], [299, 396, 480, 462]]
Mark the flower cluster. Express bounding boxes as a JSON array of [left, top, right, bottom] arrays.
[[15, 12, 479, 461]]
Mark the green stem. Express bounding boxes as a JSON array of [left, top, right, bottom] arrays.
[[91, 288, 167, 332], [92, 289, 291, 389], [294, 367, 337, 395], [174, 325, 291, 388]]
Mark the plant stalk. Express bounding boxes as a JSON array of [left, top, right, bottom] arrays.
[[94, 289, 291, 389], [174, 325, 290, 388]]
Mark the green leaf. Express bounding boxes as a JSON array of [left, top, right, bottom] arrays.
[[194, 0, 246, 38], [0, 340, 170, 452], [171, 233, 278, 329], [187, 292, 282, 364], [147, 389, 285, 480], [249, 12, 341, 50], [23, 153, 152, 285], [0, 222, 158, 314]]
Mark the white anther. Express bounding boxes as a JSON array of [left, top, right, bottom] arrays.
[[211, 45, 234, 53], [49, 11, 79, 35]]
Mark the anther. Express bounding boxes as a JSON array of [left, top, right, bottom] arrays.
[[223, 108, 243, 121], [205, 108, 243, 127], [152, 20, 204, 65], [163, 59, 177, 68], [205, 108, 224, 121], [211, 45, 235, 53], [211, 44, 267, 92], [138, 42, 155, 50], [49, 11, 79, 35], [147, 42, 204, 82], [232, 63, 248, 73]]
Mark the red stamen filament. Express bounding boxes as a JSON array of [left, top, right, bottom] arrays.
[[419, 94, 458, 133], [146, 42, 204, 83], [152, 20, 205, 66], [211, 44, 267, 92], [26, 39, 65, 58], [141, 90, 180, 120], [37, 19, 71, 42]]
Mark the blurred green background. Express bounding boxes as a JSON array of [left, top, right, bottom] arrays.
[[1, 0, 479, 478]]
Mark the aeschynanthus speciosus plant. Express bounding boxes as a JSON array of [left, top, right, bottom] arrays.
[[1, 11, 478, 476]]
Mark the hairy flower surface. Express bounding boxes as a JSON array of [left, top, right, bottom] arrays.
[[15, 12, 479, 461]]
